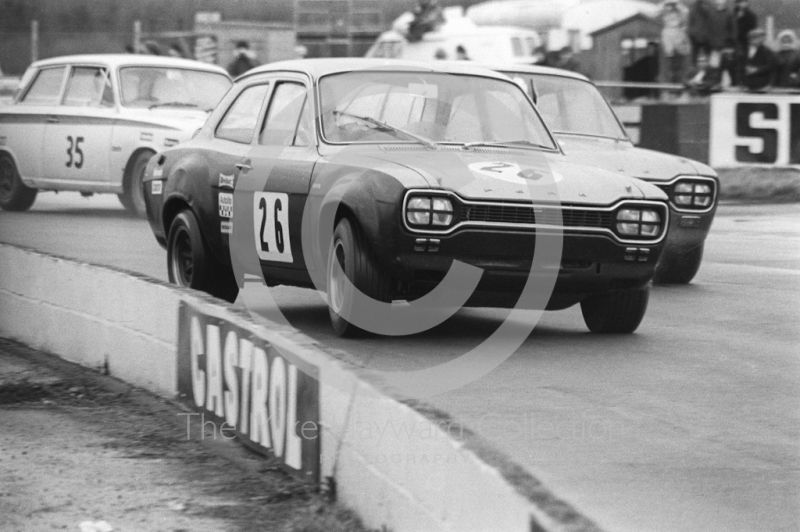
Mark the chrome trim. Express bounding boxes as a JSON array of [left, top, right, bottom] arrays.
[[653, 175, 718, 214], [401, 189, 669, 245]]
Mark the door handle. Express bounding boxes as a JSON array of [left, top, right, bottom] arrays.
[[47, 116, 59, 124], [235, 163, 251, 171]]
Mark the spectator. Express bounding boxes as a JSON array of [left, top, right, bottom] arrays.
[[227, 41, 259, 77], [689, 0, 735, 65], [732, 0, 758, 84], [142, 40, 164, 56], [455, 44, 470, 60], [742, 28, 778, 91], [434, 48, 448, 60], [684, 51, 723, 94], [532, 46, 548, 65], [407, 0, 445, 43], [775, 30, 800, 88], [556, 46, 582, 74], [624, 42, 661, 99], [659, 0, 691, 83], [167, 44, 185, 58]]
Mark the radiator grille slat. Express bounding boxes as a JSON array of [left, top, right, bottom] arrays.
[[459, 204, 614, 229]]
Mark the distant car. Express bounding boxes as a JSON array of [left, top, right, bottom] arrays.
[[496, 64, 718, 284], [143, 58, 670, 336], [0, 54, 232, 215]]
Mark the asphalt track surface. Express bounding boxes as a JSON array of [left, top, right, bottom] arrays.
[[2, 192, 799, 532]]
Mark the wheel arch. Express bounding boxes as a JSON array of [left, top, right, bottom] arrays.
[[123, 147, 156, 191]]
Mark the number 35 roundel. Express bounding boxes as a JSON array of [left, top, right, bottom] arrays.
[[253, 192, 293, 263]]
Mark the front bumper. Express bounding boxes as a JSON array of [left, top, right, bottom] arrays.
[[390, 228, 664, 309]]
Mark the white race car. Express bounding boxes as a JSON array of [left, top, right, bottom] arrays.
[[0, 54, 231, 215]]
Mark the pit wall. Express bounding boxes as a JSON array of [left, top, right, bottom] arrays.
[[0, 243, 601, 532]]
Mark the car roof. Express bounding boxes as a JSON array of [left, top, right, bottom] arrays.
[[485, 63, 591, 82], [238, 58, 512, 83], [30, 54, 229, 75]]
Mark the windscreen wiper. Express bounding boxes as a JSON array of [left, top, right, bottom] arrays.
[[332, 110, 438, 149], [462, 139, 554, 151]]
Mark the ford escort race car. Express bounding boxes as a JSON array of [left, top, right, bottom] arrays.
[[143, 59, 670, 336], [497, 65, 718, 284], [0, 54, 231, 215]]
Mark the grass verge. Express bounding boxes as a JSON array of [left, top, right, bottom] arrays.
[[717, 167, 800, 202]]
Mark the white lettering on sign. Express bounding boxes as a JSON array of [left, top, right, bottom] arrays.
[[187, 315, 308, 468], [253, 192, 293, 263], [219, 192, 233, 218]]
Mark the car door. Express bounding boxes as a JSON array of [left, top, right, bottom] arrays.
[[42, 65, 115, 186], [246, 76, 317, 273], [6, 65, 68, 181], [205, 80, 272, 246]]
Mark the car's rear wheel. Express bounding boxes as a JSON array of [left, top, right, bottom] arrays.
[[0, 153, 37, 212], [580, 287, 649, 334], [118, 151, 152, 217], [653, 244, 704, 284], [167, 209, 239, 303], [327, 217, 391, 337]]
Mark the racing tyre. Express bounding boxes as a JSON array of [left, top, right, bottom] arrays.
[[167, 210, 239, 302], [327, 217, 392, 337], [119, 151, 152, 217], [581, 287, 649, 334], [653, 244, 704, 284], [0, 153, 37, 212]]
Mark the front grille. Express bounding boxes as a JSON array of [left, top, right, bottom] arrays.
[[459, 204, 614, 229]]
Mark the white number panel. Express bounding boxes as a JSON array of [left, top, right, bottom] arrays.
[[253, 192, 293, 263]]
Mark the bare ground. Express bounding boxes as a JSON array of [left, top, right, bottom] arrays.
[[0, 338, 368, 532]]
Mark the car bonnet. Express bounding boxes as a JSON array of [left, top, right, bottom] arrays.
[[363, 146, 655, 205], [556, 135, 702, 182]]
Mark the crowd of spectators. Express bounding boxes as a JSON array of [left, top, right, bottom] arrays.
[[638, 0, 800, 96]]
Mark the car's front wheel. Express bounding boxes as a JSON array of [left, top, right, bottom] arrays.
[[119, 151, 152, 217], [653, 244, 704, 284], [580, 287, 649, 334], [0, 153, 37, 212], [327, 217, 392, 337], [167, 209, 239, 303]]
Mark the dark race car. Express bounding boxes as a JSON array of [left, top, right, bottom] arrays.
[[497, 65, 718, 284], [143, 59, 670, 336]]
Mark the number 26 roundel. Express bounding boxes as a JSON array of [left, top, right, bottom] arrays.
[[253, 192, 293, 263]]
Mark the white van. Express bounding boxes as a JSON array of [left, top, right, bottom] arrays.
[[365, 15, 542, 65]]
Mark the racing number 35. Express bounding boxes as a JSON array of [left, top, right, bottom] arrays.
[[253, 192, 293, 263], [66, 136, 85, 169]]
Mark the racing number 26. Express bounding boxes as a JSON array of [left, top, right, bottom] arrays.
[[66, 136, 84, 169], [254, 192, 293, 263]]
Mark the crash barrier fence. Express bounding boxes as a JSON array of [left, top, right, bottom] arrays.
[[610, 91, 800, 170], [0, 243, 603, 532]]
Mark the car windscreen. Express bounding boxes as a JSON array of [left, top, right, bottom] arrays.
[[119, 67, 231, 111], [506, 73, 627, 140], [319, 71, 557, 150]]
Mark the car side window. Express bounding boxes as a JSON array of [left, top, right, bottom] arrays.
[[259, 82, 309, 147], [19, 67, 66, 106], [63, 67, 114, 108], [215, 83, 270, 144]]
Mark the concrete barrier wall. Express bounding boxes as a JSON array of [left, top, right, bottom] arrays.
[[0, 243, 601, 532]]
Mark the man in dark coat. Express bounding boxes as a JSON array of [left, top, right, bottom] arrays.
[[227, 41, 259, 78], [732, 0, 758, 83], [742, 28, 778, 90], [689, 0, 736, 62]]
